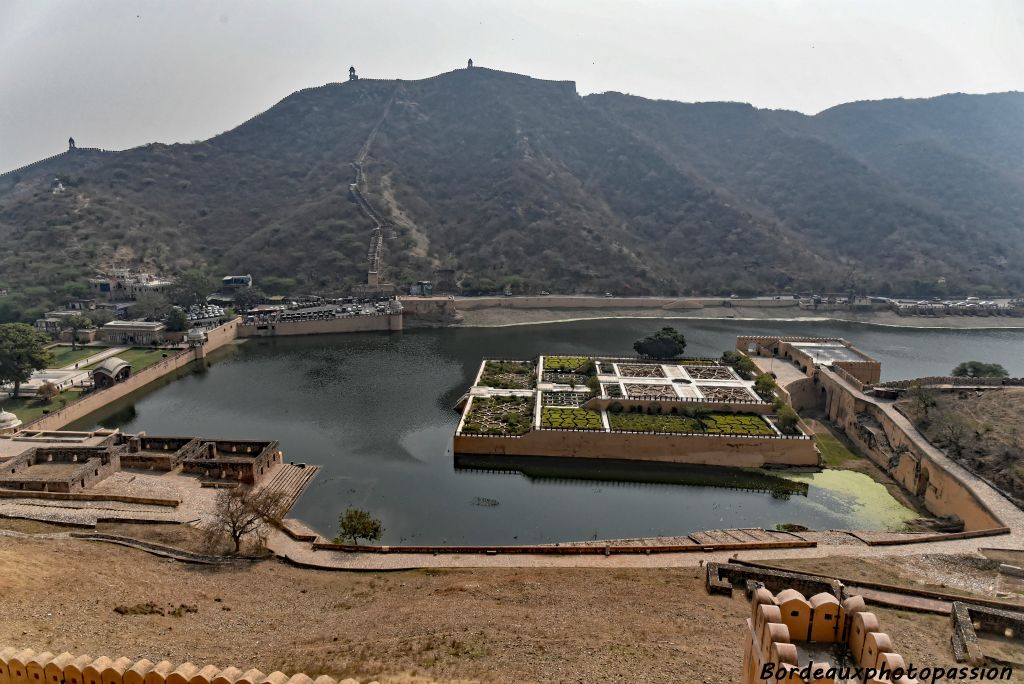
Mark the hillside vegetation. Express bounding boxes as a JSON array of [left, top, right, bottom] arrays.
[[2, 67, 1022, 320]]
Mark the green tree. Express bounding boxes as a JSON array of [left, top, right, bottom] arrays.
[[63, 314, 92, 351], [633, 327, 687, 359], [334, 507, 384, 545], [951, 361, 1009, 379], [168, 270, 216, 309], [133, 290, 170, 320], [166, 307, 188, 332], [776, 405, 801, 434], [721, 350, 758, 378], [0, 324, 53, 398], [231, 287, 265, 312], [754, 373, 778, 399]]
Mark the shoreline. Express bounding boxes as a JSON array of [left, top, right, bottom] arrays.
[[453, 305, 1024, 330]]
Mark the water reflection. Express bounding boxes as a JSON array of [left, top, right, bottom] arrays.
[[68, 319, 1023, 544]]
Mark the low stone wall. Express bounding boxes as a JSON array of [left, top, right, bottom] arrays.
[[876, 376, 1024, 389], [236, 312, 400, 337], [457, 296, 798, 311], [453, 428, 818, 467], [20, 319, 242, 432], [820, 369, 1003, 531]]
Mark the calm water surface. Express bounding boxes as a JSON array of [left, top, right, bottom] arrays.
[[70, 319, 1024, 544]]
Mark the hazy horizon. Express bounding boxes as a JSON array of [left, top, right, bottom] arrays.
[[2, 0, 1023, 172]]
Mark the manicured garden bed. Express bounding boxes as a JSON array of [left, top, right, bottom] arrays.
[[608, 411, 775, 436], [478, 360, 536, 389], [542, 391, 587, 407], [460, 396, 533, 435], [540, 407, 603, 430], [541, 371, 589, 386], [602, 383, 623, 398], [543, 356, 591, 372]]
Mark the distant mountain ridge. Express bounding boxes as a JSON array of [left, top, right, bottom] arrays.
[[1, 67, 1022, 320]]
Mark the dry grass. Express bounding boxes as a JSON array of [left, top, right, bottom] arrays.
[[0, 535, 974, 683]]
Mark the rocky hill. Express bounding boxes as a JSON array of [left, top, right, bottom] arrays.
[[1, 67, 1022, 320]]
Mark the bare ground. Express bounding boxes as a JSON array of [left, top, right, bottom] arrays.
[[456, 305, 1024, 329], [0, 534, 994, 684]]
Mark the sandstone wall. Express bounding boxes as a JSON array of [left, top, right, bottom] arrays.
[[20, 320, 241, 432], [820, 371, 1001, 531], [453, 429, 818, 467], [456, 296, 799, 311], [236, 313, 400, 337]]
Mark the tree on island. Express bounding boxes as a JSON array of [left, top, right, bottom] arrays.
[[0, 323, 53, 398], [633, 327, 687, 359], [775, 405, 801, 434], [951, 361, 1009, 379], [335, 507, 384, 545], [206, 486, 286, 554], [63, 313, 92, 351]]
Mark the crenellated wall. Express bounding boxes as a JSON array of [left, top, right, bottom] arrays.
[[741, 589, 917, 683], [0, 648, 374, 684]]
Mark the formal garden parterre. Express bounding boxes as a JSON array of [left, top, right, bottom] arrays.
[[455, 354, 818, 466]]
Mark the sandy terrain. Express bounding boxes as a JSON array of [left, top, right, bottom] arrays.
[[456, 305, 1024, 329], [0, 533, 991, 684]]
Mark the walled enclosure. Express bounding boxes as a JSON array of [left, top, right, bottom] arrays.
[[180, 439, 282, 484], [818, 369, 1001, 531], [14, 319, 241, 433], [736, 336, 1004, 532], [0, 648, 348, 684], [741, 588, 917, 683], [0, 438, 122, 493]]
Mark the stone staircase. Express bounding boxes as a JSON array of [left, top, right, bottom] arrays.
[[257, 464, 320, 516]]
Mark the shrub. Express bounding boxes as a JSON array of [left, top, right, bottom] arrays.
[[775, 406, 801, 434], [541, 407, 603, 430]]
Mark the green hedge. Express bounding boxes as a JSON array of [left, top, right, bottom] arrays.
[[540, 407, 604, 430]]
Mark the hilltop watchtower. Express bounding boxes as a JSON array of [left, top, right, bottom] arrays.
[[467, 58, 473, 68], [68, 137, 76, 150], [348, 66, 358, 81]]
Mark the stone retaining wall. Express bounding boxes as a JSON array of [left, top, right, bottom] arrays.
[[453, 427, 819, 467]]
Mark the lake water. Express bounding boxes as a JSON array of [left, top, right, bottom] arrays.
[[69, 318, 1024, 544]]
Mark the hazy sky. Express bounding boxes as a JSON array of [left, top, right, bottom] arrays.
[[2, 0, 1023, 171]]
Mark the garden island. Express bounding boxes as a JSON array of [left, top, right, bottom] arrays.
[[453, 329, 819, 467]]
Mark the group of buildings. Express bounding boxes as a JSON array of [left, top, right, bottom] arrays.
[[34, 268, 243, 345], [0, 429, 283, 494]]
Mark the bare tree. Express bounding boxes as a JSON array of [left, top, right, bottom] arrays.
[[906, 384, 937, 425], [206, 486, 286, 554], [935, 409, 971, 458]]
